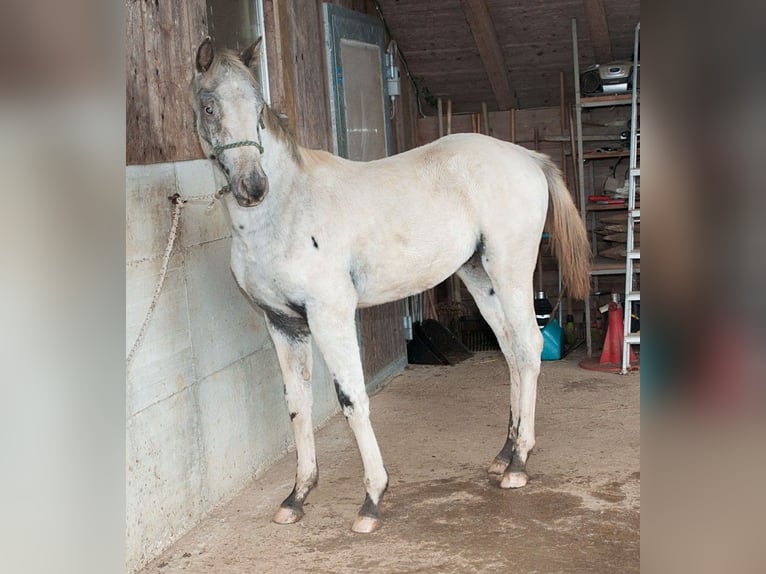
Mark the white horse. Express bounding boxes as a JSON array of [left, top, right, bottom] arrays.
[[191, 38, 590, 533]]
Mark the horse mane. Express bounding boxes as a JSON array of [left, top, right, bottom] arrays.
[[261, 106, 303, 165], [204, 50, 303, 164]]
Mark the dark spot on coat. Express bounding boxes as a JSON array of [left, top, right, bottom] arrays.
[[489, 288, 495, 296], [286, 301, 307, 320], [358, 493, 381, 519], [334, 379, 354, 413], [494, 436, 516, 466], [280, 485, 302, 512], [311, 236, 319, 249], [350, 266, 361, 289], [508, 455, 527, 474], [289, 412, 297, 421], [261, 304, 310, 341], [238, 224, 245, 230], [477, 234, 487, 257]]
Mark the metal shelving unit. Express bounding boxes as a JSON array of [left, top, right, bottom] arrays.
[[572, 18, 640, 357]]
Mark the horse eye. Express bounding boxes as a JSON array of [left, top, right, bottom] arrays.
[[204, 105, 214, 115]]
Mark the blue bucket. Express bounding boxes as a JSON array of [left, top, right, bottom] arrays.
[[541, 319, 563, 361]]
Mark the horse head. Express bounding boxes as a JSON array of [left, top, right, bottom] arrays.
[[192, 37, 269, 207]]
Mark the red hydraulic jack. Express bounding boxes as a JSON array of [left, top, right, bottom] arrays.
[[580, 300, 638, 373]]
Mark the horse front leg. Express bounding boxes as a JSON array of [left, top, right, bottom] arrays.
[[264, 314, 318, 525], [307, 301, 388, 534]]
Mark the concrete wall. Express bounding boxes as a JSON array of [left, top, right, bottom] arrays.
[[126, 160, 343, 572]]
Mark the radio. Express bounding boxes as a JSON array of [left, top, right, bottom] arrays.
[[580, 61, 633, 95]]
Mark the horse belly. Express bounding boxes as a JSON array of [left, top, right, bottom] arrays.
[[353, 226, 476, 307]]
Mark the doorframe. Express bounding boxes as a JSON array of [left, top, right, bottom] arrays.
[[322, 3, 393, 158]]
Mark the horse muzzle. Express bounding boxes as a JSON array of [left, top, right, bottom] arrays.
[[232, 172, 269, 207]]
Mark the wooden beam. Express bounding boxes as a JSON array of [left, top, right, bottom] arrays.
[[582, 0, 613, 63], [459, 0, 514, 110]]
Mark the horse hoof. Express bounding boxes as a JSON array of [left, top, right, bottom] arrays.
[[500, 470, 529, 489], [351, 515, 381, 534], [488, 458, 508, 475], [272, 506, 304, 524]]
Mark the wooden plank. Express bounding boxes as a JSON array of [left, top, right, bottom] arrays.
[[582, 0, 613, 63], [359, 302, 406, 383], [262, 0, 287, 111], [289, 0, 331, 150], [583, 149, 629, 160], [458, 0, 514, 110], [126, 0, 147, 164], [126, 0, 207, 164]]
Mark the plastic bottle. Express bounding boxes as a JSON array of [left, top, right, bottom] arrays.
[[565, 314, 576, 345]]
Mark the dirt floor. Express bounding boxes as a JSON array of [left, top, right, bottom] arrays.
[[139, 350, 640, 574]]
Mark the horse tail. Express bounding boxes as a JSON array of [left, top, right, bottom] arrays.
[[532, 152, 591, 300]]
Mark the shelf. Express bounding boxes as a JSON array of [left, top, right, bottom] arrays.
[[590, 256, 640, 276], [583, 149, 630, 160], [546, 134, 623, 143], [581, 93, 633, 108], [586, 202, 628, 211], [585, 202, 640, 212]]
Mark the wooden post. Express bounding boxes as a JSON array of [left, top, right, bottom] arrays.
[[445, 100, 461, 309], [425, 289, 438, 321], [560, 72, 573, 320], [568, 107, 580, 208], [482, 102, 489, 135], [559, 71, 568, 182], [437, 97, 444, 138], [510, 107, 516, 143]]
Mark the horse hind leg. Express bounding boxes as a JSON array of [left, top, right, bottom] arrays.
[[457, 254, 542, 489], [264, 315, 318, 524]]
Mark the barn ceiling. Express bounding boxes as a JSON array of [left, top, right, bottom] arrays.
[[375, 0, 640, 113]]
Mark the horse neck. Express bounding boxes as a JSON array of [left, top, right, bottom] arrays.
[[259, 118, 303, 193]]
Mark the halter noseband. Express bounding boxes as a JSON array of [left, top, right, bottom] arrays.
[[213, 138, 263, 156]]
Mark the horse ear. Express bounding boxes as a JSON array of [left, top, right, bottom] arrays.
[[239, 37, 263, 71], [196, 37, 214, 73]]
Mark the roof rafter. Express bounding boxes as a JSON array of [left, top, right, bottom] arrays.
[[582, 0, 613, 63], [459, 0, 515, 110]]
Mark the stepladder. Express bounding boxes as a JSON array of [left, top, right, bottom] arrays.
[[621, 22, 641, 374]]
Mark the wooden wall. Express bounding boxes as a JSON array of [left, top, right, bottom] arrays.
[[127, 0, 385, 164], [262, 0, 331, 151], [126, 0, 207, 165]]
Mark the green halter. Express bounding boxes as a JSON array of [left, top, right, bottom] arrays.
[[198, 108, 266, 158]]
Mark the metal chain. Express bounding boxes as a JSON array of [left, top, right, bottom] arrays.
[[126, 187, 228, 368]]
